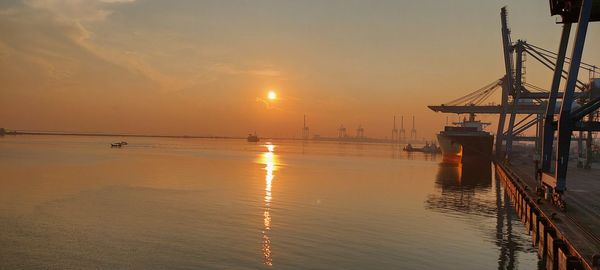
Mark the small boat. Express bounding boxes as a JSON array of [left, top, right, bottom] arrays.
[[247, 133, 260, 142], [111, 141, 128, 148], [421, 142, 442, 154], [403, 142, 441, 154]]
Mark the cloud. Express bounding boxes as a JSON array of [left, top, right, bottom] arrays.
[[0, 2, 148, 91], [24, 0, 135, 22], [211, 63, 283, 78], [0, 0, 177, 91], [251, 69, 282, 77], [0, 7, 19, 16], [2, 0, 286, 95], [0, 41, 12, 60]]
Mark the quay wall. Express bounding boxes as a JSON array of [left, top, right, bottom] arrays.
[[494, 161, 597, 270]]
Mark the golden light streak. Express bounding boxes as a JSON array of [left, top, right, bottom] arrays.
[[266, 144, 275, 152], [261, 143, 277, 266]]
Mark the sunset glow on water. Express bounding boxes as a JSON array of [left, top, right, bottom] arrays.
[[0, 136, 540, 269]]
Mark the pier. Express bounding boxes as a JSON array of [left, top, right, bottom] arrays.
[[496, 153, 600, 269]]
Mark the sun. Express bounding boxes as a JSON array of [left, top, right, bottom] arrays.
[[267, 90, 277, 101]]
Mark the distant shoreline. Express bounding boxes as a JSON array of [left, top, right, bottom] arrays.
[[2, 130, 429, 145]]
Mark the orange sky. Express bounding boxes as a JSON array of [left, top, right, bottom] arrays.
[[1, 0, 599, 139]]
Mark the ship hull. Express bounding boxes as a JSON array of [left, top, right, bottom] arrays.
[[437, 133, 493, 163]]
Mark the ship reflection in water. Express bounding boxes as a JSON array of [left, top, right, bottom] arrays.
[[426, 161, 540, 270], [261, 144, 276, 266], [427, 161, 493, 216]]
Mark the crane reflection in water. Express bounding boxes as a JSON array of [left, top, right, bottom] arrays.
[[260, 143, 277, 266], [426, 160, 539, 270]]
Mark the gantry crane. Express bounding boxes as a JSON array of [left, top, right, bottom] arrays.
[[429, 2, 600, 210]]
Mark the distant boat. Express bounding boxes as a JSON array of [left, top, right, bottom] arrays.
[[403, 142, 441, 154], [247, 133, 260, 142], [111, 141, 129, 148]]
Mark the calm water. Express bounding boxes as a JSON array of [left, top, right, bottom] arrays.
[[0, 135, 540, 269]]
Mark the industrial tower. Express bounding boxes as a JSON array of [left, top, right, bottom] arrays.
[[302, 115, 309, 140], [391, 116, 398, 141], [338, 125, 347, 138], [399, 116, 406, 142], [410, 116, 417, 140], [357, 125, 365, 139]]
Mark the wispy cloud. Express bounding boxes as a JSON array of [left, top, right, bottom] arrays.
[[211, 63, 283, 78], [2, 0, 286, 94], [0, 0, 180, 91], [24, 0, 135, 22]]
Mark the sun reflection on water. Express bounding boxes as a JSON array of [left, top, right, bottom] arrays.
[[261, 143, 277, 266]]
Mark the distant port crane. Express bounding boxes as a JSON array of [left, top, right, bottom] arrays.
[[302, 115, 309, 140], [391, 116, 399, 142], [338, 125, 347, 138], [410, 116, 417, 140], [399, 116, 406, 142], [356, 125, 365, 139]]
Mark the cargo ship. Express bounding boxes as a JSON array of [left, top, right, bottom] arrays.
[[437, 113, 494, 162]]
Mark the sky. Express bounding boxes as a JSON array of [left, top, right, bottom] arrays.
[[0, 0, 599, 139]]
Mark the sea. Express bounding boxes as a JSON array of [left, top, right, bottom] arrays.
[[0, 135, 541, 269]]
